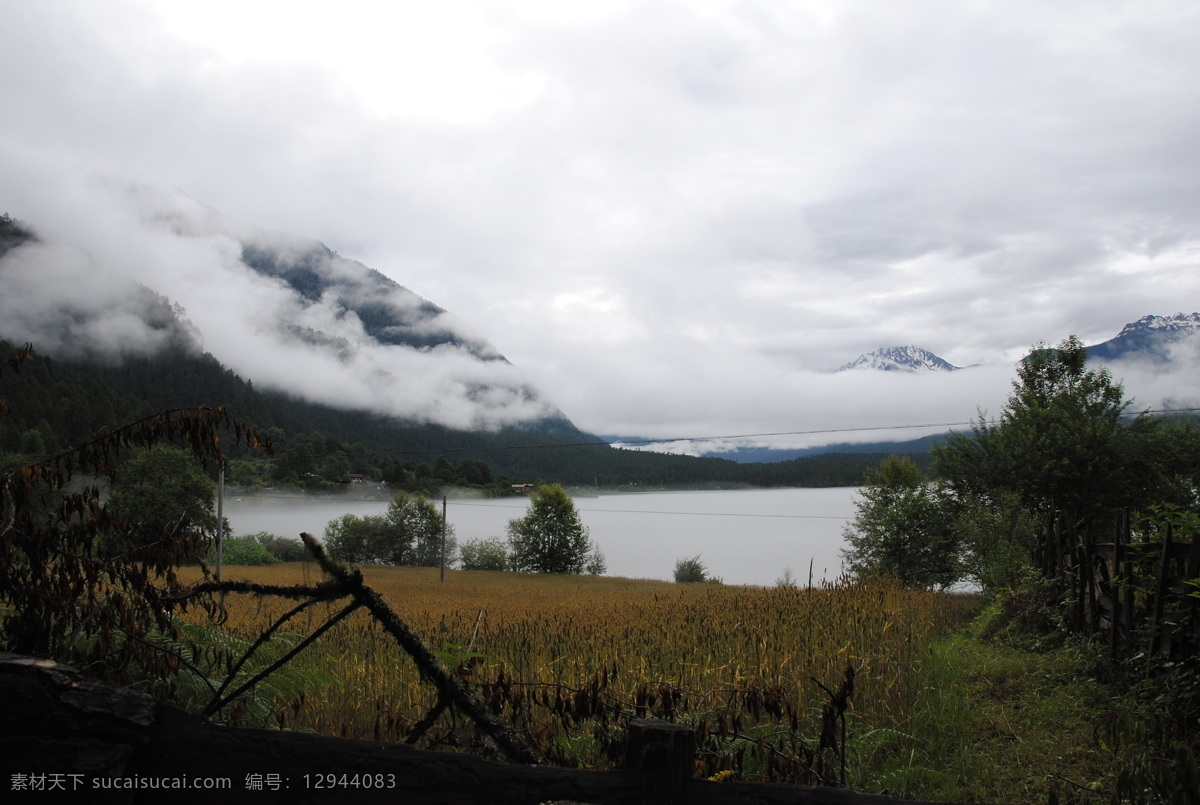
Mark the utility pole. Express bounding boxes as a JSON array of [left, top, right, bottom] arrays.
[[215, 462, 225, 582], [440, 495, 447, 583]]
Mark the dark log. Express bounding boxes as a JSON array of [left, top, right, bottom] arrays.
[[297, 532, 539, 765], [624, 719, 694, 805]]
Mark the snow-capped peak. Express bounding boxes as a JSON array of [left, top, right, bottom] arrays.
[[838, 345, 960, 372], [1115, 312, 1200, 339]]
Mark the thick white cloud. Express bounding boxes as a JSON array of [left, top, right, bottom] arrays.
[[2, 0, 1199, 446]]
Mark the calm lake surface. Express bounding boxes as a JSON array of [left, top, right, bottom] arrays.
[[223, 487, 860, 587]]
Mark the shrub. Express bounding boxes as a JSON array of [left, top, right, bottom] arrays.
[[460, 537, 510, 571], [214, 535, 279, 566], [254, 532, 308, 562], [674, 554, 709, 584]]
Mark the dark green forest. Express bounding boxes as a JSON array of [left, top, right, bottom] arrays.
[[0, 337, 925, 493]]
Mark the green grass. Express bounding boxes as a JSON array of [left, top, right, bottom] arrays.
[[850, 620, 1115, 803], [849, 596, 1200, 805]]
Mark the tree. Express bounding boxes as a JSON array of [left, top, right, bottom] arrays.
[[322, 493, 454, 567], [953, 491, 1039, 593], [457, 458, 493, 486], [934, 336, 1160, 526], [933, 336, 1200, 582], [583, 546, 607, 575], [106, 444, 220, 553], [506, 483, 601, 574], [841, 455, 960, 590], [322, 513, 395, 564], [460, 537, 510, 571], [0, 343, 270, 679], [388, 492, 455, 567], [926, 335, 1200, 594]]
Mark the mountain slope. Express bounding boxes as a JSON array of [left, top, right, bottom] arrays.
[[0, 186, 563, 433]]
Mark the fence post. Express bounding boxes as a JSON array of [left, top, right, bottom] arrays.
[[1111, 514, 1123, 657], [1186, 532, 1200, 658], [624, 718, 694, 805], [1150, 522, 1174, 658], [1122, 509, 1135, 649]]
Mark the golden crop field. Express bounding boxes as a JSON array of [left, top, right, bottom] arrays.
[[172, 563, 977, 783]]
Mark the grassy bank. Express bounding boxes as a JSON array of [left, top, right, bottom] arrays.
[[853, 631, 1110, 802], [855, 601, 1199, 804]]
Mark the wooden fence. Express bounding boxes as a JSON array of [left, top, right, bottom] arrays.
[[1037, 509, 1200, 660]]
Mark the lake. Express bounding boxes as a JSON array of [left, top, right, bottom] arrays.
[[222, 487, 861, 587]]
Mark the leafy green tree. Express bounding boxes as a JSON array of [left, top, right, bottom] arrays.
[[507, 483, 601, 574], [320, 451, 351, 484], [953, 491, 1039, 593], [460, 536, 510, 571], [387, 492, 455, 567], [0, 379, 268, 679], [932, 335, 1200, 592], [274, 440, 316, 481], [106, 445, 219, 553], [322, 494, 453, 566], [583, 546, 607, 575], [322, 513, 394, 564], [225, 458, 273, 488], [841, 455, 960, 590], [934, 336, 1169, 526], [457, 458, 493, 486], [433, 455, 457, 483]]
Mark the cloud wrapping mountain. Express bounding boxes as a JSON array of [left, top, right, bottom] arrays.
[[3, 175, 1199, 453], [0, 182, 560, 431]]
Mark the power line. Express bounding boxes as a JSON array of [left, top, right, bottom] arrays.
[[261, 405, 1200, 462], [375, 406, 1200, 457], [449, 500, 846, 520], [375, 420, 977, 457]]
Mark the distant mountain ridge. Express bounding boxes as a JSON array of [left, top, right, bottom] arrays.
[[837, 313, 1200, 375], [1085, 312, 1200, 364], [838, 345, 960, 372]]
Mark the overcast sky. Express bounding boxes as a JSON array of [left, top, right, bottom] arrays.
[[3, 0, 1200, 449]]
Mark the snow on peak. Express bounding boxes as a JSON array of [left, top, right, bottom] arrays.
[[838, 345, 960, 372], [1116, 312, 1200, 338]]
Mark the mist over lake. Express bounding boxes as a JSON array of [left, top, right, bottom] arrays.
[[222, 487, 859, 587]]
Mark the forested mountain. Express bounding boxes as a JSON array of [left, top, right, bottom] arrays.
[[0, 336, 904, 489], [0, 188, 570, 434]]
